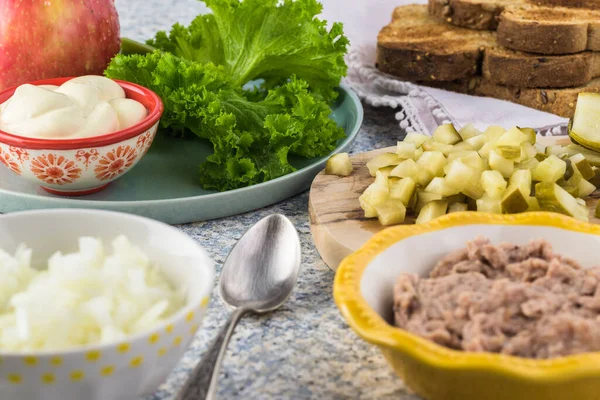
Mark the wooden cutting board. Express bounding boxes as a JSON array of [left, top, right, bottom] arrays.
[[308, 136, 600, 270]]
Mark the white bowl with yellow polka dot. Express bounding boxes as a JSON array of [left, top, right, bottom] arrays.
[[0, 209, 215, 400]]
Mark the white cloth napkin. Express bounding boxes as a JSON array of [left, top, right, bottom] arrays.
[[320, 0, 570, 136]]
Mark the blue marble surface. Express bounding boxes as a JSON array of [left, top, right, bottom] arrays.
[[114, 1, 418, 398]]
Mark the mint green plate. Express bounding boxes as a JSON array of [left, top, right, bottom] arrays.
[[0, 84, 362, 224]]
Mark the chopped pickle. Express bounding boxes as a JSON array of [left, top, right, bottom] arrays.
[[563, 159, 574, 181], [535, 182, 588, 221], [425, 177, 460, 197], [509, 169, 532, 192], [445, 193, 465, 204], [535, 153, 549, 162], [565, 144, 600, 167], [578, 178, 596, 198], [408, 190, 418, 210], [502, 186, 529, 213], [366, 153, 402, 176], [496, 145, 521, 160], [569, 93, 600, 153], [460, 152, 487, 172], [403, 132, 430, 147], [496, 127, 528, 147], [445, 160, 475, 190], [448, 202, 469, 213], [481, 170, 507, 198], [396, 142, 418, 160], [422, 141, 454, 155], [416, 200, 448, 224], [462, 181, 485, 200], [325, 153, 353, 176], [389, 177, 417, 206], [458, 123, 482, 141], [433, 124, 462, 145], [359, 182, 389, 218], [450, 141, 474, 152], [476, 195, 503, 214], [464, 134, 487, 151], [416, 169, 434, 187], [467, 196, 477, 211], [518, 127, 537, 144], [374, 170, 389, 188], [527, 196, 540, 211], [375, 200, 407, 226], [570, 153, 595, 180], [532, 155, 567, 183], [390, 159, 418, 179], [478, 141, 496, 158], [516, 158, 540, 171], [377, 166, 396, 178], [489, 151, 514, 178], [557, 175, 580, 197], [545, 145, 568, 157], [447, 151, 476, 164], [417, 151, 446, 177], [484, 126, 506, 141], [520, 142, 537, 161], [590, 167, 600, 188], [416, 191, 443, 213]]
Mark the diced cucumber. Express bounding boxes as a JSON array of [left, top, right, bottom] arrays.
[[448, 202, 469, 213], [535, 182, 587, 221], [484, 126, 506, 141], [496, 145, 521, 160], [578, 178, 596, 197], [489, 151, 514, 178], [375, 200, 407, 226], [403, 132, 430, 147], [445, 160, 476, 190], [496, 127, 528, 147], [389, 177, 417, 206], [416, 200, 448, 224], [476, 195, 503, 214], [520, 142, 538, 161], [458, 123, 482, 141], [569, 153, 595, 181], [417, 151, 446, 177], [433, 124, 462, 145], [425, 177, 460, 197], [416, 191, 444, 213], [518, 127, 537, 144], [502, 185, 529, 213], [481, 170, 507, 198], [390, 159, 418, 179], [325, 153, 353, 176], [532, 155, 567, 183], [422, 141, 455, 156], [464, 134, 487, 151], [367, 153, 402, 176]]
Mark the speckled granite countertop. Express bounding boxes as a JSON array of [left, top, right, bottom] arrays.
[[115, 1, 419, 399]]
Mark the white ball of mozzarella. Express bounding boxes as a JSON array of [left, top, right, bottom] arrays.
[[68, 75, 125, 102], [110, 98, 148, 130]]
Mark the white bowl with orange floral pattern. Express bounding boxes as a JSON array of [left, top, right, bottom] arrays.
[[0, 77, 164, 196]]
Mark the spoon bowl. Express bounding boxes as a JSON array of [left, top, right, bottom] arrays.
[[219, 214, 301, 312]]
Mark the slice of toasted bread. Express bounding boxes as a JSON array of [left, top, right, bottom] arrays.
[[377, 5, 600, 88], [429, 0, 600, 55], [421, 77, 600, 118]]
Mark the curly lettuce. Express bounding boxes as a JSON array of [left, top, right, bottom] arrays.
[[106, 0, 348, 191]]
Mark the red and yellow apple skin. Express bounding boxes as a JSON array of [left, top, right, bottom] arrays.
[[0, 0, 121, 91]]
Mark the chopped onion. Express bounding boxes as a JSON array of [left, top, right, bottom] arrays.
[[0, 236, 185, 351]]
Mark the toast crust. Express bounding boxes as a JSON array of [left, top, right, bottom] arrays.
[[429, 0, 600, 54], [377, 5, 600, 88], [422, 77, 600, 118]]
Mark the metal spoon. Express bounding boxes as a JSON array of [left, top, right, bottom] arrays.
[[176, 214, 302, 400]]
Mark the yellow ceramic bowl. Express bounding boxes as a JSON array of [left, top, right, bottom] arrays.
[[334, 212, 600, 400]]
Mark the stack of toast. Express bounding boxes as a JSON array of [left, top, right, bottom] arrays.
[[376, 0, 600, 117]]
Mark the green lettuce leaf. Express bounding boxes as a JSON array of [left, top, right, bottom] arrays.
[[148, 0, 348, 99], [105, 52, 345, 190]]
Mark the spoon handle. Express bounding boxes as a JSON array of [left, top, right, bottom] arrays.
[[176, 307, 248, 400]]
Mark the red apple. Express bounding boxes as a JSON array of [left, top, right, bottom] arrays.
[[0, 0, 120, 91]]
